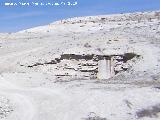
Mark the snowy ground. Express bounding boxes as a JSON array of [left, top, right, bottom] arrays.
[[0, 11, 160, 120]]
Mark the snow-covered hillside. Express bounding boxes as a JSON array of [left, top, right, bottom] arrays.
[[0, 11, 160, 120]]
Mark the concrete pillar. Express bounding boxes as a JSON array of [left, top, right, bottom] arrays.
[[97, 59, 111, 79], [110, 57, 115, 76]]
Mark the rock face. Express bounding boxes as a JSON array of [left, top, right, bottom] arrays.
[[24, 53, 139, 80]]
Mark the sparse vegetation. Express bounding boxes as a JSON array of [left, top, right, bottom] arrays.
[[83, 116, 107, 120], [136, 104, 160, 118], [84, 43, 91, 48], [83, 113, 107, 120]]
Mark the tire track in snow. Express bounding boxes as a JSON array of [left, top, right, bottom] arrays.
[[0, 76, 70, 120]]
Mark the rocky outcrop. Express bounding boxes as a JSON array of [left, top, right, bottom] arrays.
[[0, 96, 13, 119], [24, 53, 139, 80]]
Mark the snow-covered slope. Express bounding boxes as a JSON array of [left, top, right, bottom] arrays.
[[0, 11, 160, 120]]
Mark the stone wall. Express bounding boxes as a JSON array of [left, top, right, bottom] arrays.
[[25, 53, 139, 80]]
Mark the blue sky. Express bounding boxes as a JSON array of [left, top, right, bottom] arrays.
[[0, 0, 160, 32]]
